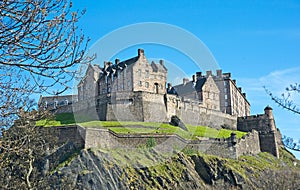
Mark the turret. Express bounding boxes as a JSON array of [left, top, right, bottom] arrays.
[[264, 105, 276, 131], [264, 105, 273, 119]]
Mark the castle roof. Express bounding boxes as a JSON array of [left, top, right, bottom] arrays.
[[117, 56, 139, 69], [173, 78, 206, 95], [151, 61, 167, 73], [264, 105, 273, 110]]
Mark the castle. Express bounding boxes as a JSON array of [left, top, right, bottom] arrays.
[[39, 49, 282, 159]]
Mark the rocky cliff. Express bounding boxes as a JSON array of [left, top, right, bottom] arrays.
[[46, 146, 300, 190]]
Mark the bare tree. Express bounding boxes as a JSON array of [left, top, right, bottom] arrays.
[[265, 84, 300, 151], [0, 0, 93, 128], [0, 109, 56, 189], [0, 0, 93, 188]]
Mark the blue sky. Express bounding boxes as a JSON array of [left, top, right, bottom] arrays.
[[71, 0, 300, 158]]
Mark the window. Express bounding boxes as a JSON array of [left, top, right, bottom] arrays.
[[145, 70, 149, 78], [65, 99, 68, 105], [138, 69, 142, 77], [225, 94, 228, 100], [225, 102, 228, 106], [139, 81, 142, 86], [145, 82, 149, 88], [44, 101, 48, 108]]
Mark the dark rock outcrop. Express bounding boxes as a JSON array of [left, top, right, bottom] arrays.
[[46, 148, 300, 190]]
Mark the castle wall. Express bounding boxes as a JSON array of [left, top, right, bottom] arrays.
[[80, 127, 260, 159], [236, 130, 260, 157], [237, 110, 280, 158], [42, 126, 85, 149], [165, 94, 237, 130], [91, 91, 168, 122]]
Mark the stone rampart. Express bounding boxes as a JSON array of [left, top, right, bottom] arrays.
[[80, 126, 260, 159], [236, 130, 260, 157], [165, 94, 237, 130], [237, 110, 280, 158]]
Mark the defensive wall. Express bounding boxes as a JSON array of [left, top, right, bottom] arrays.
[[237, 106, 280, 158], [70, 91, 237, 130], [48, 125, 260, 160]]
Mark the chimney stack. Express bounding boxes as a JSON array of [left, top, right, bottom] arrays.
[[238, 87, 242, 92], [159, 59, 164, 65], [206, 70, 212, 76], [115, 58, 120, 65], [183, 78, 189, 85], [138, 48, 144, 57], [192, 75, 196, 82], [216, 69, 222, 77], [196, 72, 202, 79], [242, 93, 246, 98]]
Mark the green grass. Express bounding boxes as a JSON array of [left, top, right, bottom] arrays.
[[36, 113, 247, 139], [36, 112, 75, 126]]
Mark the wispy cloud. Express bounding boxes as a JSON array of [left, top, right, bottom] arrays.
[[237, 66, 300, 141]]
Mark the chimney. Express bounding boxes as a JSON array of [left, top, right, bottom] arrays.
[[192, 75, 196, 82], [238, 87, 242, 92], [183, 78, 189, 85], [138, 48, 144, 57], [206, 70, 212, 77], [159, 59, 164, 65], [233, 79, 236, 84], [216, 69, 222, 77], [242, 93, 246, 98], [103, 61, 109, 69], [115, 58, 120, 65], [196, 72, 202, 79]]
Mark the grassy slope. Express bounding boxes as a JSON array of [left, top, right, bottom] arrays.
[[36, 113, 247, 140]]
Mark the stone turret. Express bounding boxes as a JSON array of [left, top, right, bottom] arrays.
[[264, 105, 276, 132]]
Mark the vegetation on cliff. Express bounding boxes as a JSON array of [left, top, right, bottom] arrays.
[[46, 146, 300, 189]]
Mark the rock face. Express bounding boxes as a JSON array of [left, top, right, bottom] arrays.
[[47, 147, 300, 190]]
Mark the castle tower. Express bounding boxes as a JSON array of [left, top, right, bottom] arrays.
[[264, 105, 276, 132]]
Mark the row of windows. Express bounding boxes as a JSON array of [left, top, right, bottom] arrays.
[[137, 69, 164, 79]]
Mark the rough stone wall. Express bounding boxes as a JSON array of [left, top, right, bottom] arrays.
[[45, 126, 85, 149], [80, 127, 261, 159], [187, 138, 237, 159], [171, 97, 237, 130], [106, 91, 145, 121], [237, 111, 280, 158], [236, 130, 260, 157], [54, 104, 73, 114]]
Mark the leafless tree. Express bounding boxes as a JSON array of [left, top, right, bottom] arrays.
[[265, 84, 300, 151], [0, 0, 92, 188], [0, 0, 93, 128], [0, 108, 60, 189]]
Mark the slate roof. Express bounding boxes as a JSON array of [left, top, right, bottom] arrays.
[[173, 78, 206, 96], [151, 61, 167, 72], [117, 56, 139, 69]]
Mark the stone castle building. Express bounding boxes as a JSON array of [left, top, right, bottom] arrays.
[[39, 49, 282, 158]]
